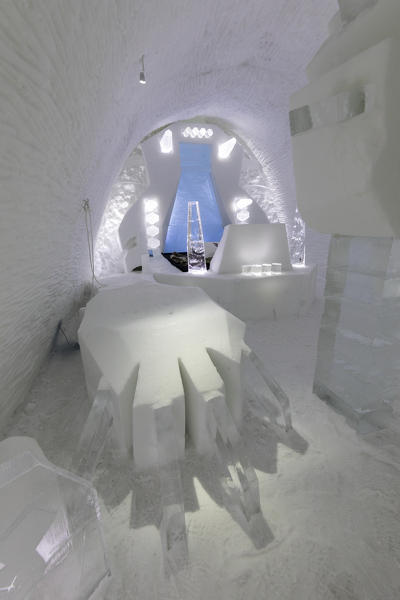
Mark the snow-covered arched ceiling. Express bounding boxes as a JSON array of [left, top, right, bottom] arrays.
[[0, 0, 337, 421]]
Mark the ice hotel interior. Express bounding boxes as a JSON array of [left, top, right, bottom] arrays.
[[1, 1, 400, 598]]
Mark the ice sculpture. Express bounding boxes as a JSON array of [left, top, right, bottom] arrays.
[[77, 280, 293, 572], [290, 208, 305, 264], [187, 201, 206, 273], [0, 436, 111, 599], [290, 0, 400, 237], [78, 281, 246, 470]]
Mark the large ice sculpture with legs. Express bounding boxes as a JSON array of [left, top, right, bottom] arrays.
[[78, 281, 245, 470], [77, 280, 292, 572], [0, 436, 111, 599], [290, 0, 400, 426]]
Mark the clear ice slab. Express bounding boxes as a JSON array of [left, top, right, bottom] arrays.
[[0, 437, 111, 599], [314, 236, 399, 431]]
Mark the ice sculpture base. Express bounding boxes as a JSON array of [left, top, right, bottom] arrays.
[[154, 265, 316, 321]]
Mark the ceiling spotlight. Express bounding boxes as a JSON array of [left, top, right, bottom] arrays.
[[139, 54, 146, 85]]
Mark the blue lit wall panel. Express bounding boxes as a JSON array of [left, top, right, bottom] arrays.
[[164, 143, 224, 252]]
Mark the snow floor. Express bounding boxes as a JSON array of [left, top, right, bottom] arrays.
[[2, 299, 400, 600]]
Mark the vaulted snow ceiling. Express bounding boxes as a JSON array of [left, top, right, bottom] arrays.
[[0, 0, 337, 421]]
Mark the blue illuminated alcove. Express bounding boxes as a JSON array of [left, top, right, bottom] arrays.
[[164, 143, 224, 252]]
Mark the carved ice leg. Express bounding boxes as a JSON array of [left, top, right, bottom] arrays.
[[72, 377, 123, 479], [242, 344, 292, 431], [178, 349, 225, 455], [155, 407, 188, 575], [133, 359, 186, 471], [205, 394, 270, 548]]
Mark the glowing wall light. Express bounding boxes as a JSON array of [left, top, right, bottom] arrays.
[[143, 198, 160, 252], [144, 198, 158, 213], [148, 238, 161, 249], [160, 129, 173, 154], [146, 225, 159, 237], [145, 212, 159, 225], [235, 197, 253, 210], [218, 137, 237, 159], [233, 196, 252, 224], [236, 210, 250, 222]]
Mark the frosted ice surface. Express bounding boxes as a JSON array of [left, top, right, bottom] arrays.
[[242, 345, 292, 431], [314, 236, 398, 429], [155, 408, 188, 575], [72, 378, 119, 480], [208, 395, 271, 550], [0, 437, 110, 599], [79, 281, 245, 471], [338, 0, 377, 25]]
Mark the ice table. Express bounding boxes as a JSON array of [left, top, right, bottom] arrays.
[[154, 265, 316, 321]]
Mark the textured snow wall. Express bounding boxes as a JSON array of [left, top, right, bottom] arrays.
[[0, 0, 336, 422], [95, 148, 148, 277]]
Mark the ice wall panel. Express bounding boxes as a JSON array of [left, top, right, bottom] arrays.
[[314, 236, 400, 426]]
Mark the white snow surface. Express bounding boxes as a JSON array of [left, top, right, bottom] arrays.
[[0, 0, 337, 421], [2, 299, 400, 600]]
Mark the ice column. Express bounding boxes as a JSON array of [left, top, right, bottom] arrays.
[[314, 237, 400, 430], [290, 208, 305, 264], [290, 0, 400, 429], [187, 201, 206, 273]]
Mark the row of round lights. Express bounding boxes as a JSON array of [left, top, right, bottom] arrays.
[[182, 126, 213, 139], [144, 198, 160, 250]]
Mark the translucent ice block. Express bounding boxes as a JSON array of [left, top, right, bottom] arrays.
[[0, 437, 111, 599], [314, 236, 398, 430]]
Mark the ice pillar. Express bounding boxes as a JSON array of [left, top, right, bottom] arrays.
[[290, 0, 400, 427], [187, 201, 206, 273]]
